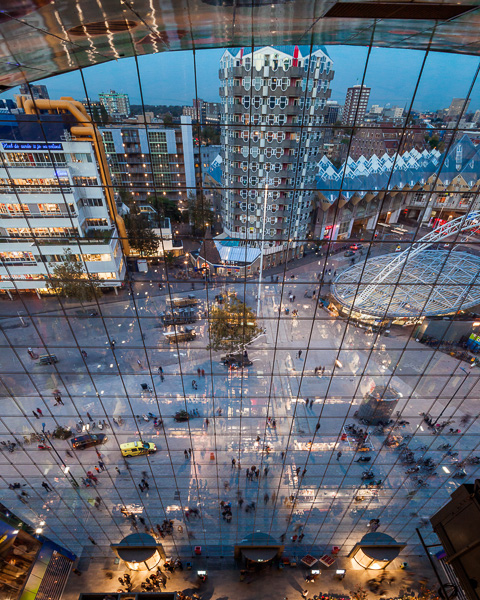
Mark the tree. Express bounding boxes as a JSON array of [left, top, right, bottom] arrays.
[[207, 297, 263, 353], [187, 193, 213, 234], [46, 248, 102, 305], [125, 212, 160, 257], [163, 251, 175, 267], [201, 125, 220, 144]]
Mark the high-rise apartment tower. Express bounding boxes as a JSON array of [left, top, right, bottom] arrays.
[[342, 84, 371, 126], [99, 90, 131, 119], [219, 46, 334, 267]]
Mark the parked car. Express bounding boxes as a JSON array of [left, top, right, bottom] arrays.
[[350, 243, 363, 251], [71, 434, 107, 450], [344, 250, 355, 257], [221, 352, 253, 367], [120, 441, 157, 457], [38, 354, 58, 365], [163, 326, 197, 343], [167, 295, 198, 308]]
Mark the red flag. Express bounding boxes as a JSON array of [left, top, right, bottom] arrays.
[[239, 48, 244, 64], [292, 45, 299, 67]]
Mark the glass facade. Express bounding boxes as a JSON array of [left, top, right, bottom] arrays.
[[0, 32, 479, 567]]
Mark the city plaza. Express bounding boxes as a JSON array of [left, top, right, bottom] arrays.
[[1, 247, 477, 570]]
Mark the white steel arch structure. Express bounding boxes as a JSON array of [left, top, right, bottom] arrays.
[[332, 212, 480, 319], [357, 212, 480, 305]]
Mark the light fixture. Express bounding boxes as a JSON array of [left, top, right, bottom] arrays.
[[35, 528, 43, 534]]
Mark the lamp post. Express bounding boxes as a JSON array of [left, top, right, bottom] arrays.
[[256, 177, 270, 318]]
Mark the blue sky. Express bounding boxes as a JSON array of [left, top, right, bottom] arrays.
[[5, 46, 480, 111]]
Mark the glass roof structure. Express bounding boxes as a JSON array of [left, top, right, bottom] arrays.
[[2, 0, 480, 90], [1, 0, 480, 576]]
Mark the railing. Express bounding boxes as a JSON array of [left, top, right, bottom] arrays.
[[2, 160, 67, 168], [0, 186, 73, 194]]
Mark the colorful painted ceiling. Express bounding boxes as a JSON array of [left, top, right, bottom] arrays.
[[1, 0, 480, 90]]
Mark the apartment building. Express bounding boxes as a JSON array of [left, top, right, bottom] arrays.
[[99, 90, 131, 119], [219, 45, 334, 266], [100, 117, 195, 208], [0, 100, 126, 295], [183, 98, 221, 124], [342, 84, 371, 126]]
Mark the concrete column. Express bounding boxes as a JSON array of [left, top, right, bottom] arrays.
[[389, 208, 401, 224], [422, 202, 434, 224]]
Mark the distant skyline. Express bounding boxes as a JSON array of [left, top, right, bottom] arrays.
[[4, 46, 480, 112]]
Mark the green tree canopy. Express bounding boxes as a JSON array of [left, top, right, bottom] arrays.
[[46, 248, 102, 303], [125, 212, 160, 257], [207, 297, 263, 353], [187, 193, 213, 234]]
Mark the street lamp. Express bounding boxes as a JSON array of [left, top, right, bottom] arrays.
[[256, 177, 271, 318]]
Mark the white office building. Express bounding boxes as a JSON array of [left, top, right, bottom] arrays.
[[0, 109, 125, 294]]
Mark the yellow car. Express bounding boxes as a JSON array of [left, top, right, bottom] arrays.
[[120, 441, 157, 457]]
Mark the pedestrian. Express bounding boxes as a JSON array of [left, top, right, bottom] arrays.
[[192, 380, 196, 389], [41, 482, 52, 492], [295, 467, 301, 476], [32, 410, 39, 419], [293, 295, 296, 302], [281, 451, 285, 460], [315, 423, 320, 431], [72, 568, 82, 576], [142, 480, 150, 490], [246, 468, 250, 480], [137, 359, 142, 368], [88, 536, 97, 545], [336, 451, 342, 460], [36, 408, 43, 416], [87, 412, 93, 422], [201, 369, 205, 377], [297, 350, 302, 359], [115, 467, 121, 475], [255, 469, 259, 479], [158, 365, 163, 374], [302, 468, 307, 477], [264, 466, 269, 476], [231, 458, 236, 468], [264, 493, 269, 504], [96, 449, 102, 459], [81, 350, 87, 358], [160, 374, 165, 382], [321, 366, 325, 375], [139, 483, 145, 492], [184, 449, 189, 459], [95, 466, 100, 473], [313, 290, 316, 298], [239, 498, 244, 508], [205, 418, 209, 428], [98, 460, 105, 471], [301, 590, 308, 599], [197, 368, 201, 377], [188, 448, 192, 458], [305, 397, 309, 407]]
